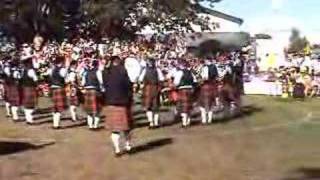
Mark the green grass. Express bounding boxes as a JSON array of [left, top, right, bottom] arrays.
[[1, 96, 320, 180]]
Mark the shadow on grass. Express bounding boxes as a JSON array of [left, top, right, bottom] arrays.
[[0, 141, 55, 156], [282, 167, 320, 180], [129, 138, 173, 155], [187, 105, 263, 126], [62, 121, 88, 129], [133, 108, 170, 116], [35, 107, 52, 115], [215, 105, 263, 124]]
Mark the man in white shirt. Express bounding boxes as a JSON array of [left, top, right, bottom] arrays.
[[50, 56, 68, 129], [172, 61, 197, 127], [66, 61, 80, 122], [198, 59, 218, 124], [138, 58, 164, 128], [81, 59, 104, 130]]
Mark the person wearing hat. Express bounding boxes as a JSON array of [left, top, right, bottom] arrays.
[[139, 58, 164, 129], [173, 60, 197, 128], [81, 59, 103, 130], [103, 56, 134, 156], [20, 57, 38, 124], [198, 59, 218, 124], [50, 56, 68, 129]]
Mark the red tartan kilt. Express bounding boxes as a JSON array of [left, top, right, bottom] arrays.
[[177, 88, 194, 114], [51, 88, 67, 112], [8, 84, 21, 106], [84, 89, 100, 115], [104, 105, 132, 132], [22, 86, 38, 109], [3, 83, 9, 102], [142, 84, 160, 110], [69, 95, 79, 106], [198, 82, 217, 109]]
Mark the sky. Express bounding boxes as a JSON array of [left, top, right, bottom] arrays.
[[210, 0, 320, 42]]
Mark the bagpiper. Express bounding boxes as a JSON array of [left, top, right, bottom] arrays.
[[2, 57, 12, 118], [103, 56, 134, 156], [50, 56, 68, 129], [66, 60, 80, 122], [173, 60, 197, 128], [20, 57, 38, 124], [82, 59, 103, 130], [139, 58, 164, 129], [198, 59, 218, 124], [7, 59, 22, 122]]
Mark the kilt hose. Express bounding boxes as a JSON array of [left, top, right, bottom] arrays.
[[104, 105, 132, 132], [84, 89, 100, 115], [177, 88, 194, 114], [198, 81, 217, 110], [8, 83, 21, 106], [22, 86, 38, 109], [142, 84, 161, 111], [51, 88, 67, 112]]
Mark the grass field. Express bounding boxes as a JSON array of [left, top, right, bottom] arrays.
[[0, 96, 320, 180]]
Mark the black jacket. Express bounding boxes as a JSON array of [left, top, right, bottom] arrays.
[[103, 65, 133, 106]]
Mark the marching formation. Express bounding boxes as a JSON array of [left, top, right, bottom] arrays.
[[0, 36, 244, 156]]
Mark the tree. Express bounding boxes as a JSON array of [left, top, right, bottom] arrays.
[[288, 28, 309, 54], [0, 0, 222, 42]]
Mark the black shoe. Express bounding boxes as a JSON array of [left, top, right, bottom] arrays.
[[52, 126, 61, 130], [153, 125, 160, 129], [181, 125, 188, 129], [114, 151, 125, 158], [26, 122, 34, 125]]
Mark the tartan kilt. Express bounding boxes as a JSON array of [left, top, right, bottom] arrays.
[[8, 84, 21, 106], [84, 89, 100, 115], [142, 84, 161, 111], [3, 82, 10, 102], [51, 88, 67, 112], [22, 86, 38, 109], [198, 82, 216, 110], [104, 105, 132, 132], [177, 88, 194, 114]]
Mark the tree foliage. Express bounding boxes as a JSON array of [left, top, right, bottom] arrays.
[[0, 0, 222, 43], [288, 28, 309, 54]]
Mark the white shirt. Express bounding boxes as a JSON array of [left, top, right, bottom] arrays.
[[26, 69, 38, 82], [4, 67, 10, 76], [66, 70, 77, 83], [138, 67, 165, 82], [13, 69, 22, 79], [200, 66, 209, 81], [125, 57, 142, 83]]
